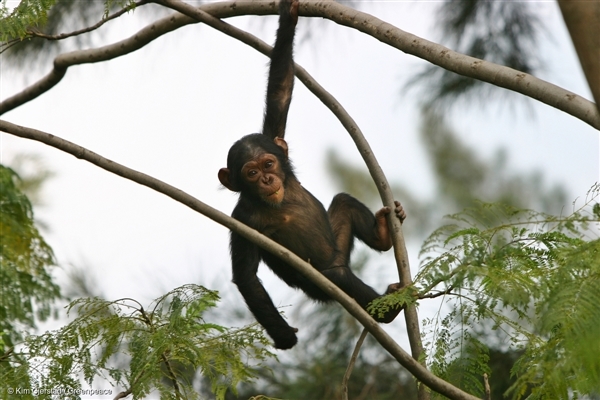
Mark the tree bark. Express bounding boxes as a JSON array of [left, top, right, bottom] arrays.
[[557, 0, 600, 111]]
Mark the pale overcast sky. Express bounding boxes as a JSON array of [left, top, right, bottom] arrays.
[[1, 2, 598, 353]]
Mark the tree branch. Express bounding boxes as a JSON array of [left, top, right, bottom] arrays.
[[2, 1, 598, 130], [0, 119, 479, 400], [306, 1, 599, 130], [0, 38, 21, 55], [0, 1, 275, 115], [161, 353, 183, 398], [342, 328, 368, 400], [418, 287, 455, 300], [113, 389, 131, 400], [0, 347, 14, 362], [483, 373, 491, 400]]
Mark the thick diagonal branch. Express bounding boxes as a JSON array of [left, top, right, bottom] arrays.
[[0, 118, 478, 400]]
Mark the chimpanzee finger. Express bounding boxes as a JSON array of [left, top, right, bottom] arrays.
[[385, 282, 402, 294], [393, 201, 406, 222], [375, 206, 391, 219]]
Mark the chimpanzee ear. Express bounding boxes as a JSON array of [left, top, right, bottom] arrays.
[[218, 168, 239, 192], [274, 137, 288, 157]]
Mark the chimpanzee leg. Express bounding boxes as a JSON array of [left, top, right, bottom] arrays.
[[327, 194, 403, 323], [321, 265, 380, 310], [328, 193, 386, 263], [321, 265, 399, 323]]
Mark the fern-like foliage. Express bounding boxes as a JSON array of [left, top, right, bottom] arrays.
[[0, 165, 60, 347], [1, 284, 275, 400], [0, 0, 137, 43], [374, 184, 600, 398], [0, 0, 57, 41], [509, 238, 600, 399]]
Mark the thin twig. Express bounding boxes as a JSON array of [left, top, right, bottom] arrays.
[[113, 389, 131, 400], [342, 328, 369, 400], [0, 39, 22, 55], [26, 0, 149, 41], [0, 347, 14, 362], [113, 362, 148, 399], [483, 373, 491, 400], [418, 287, 455, 300], [161, 353, 183, 398]]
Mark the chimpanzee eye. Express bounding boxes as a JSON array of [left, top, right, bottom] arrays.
[[248, 170, 258, 177], [265, 160, 274, 169]]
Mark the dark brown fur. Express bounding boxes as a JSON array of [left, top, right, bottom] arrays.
[[218, 0, 404, 349]]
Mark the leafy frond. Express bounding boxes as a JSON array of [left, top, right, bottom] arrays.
[[1, 284, 276, 399], [0, 165, 59, 350], [508, 239, 600, 398], [0, 0, 57, 41], [428, 323, 490, 399], [0, 0, 139, 42], [418, 185, 600, 398], [1, 0, 145, 69]]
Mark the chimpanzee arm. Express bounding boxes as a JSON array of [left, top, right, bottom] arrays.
[[262, 0, 299, 140], [321, 266, 401, 323], [230, 232, 298, 349]]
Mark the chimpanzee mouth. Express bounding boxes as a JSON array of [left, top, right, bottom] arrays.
[[268, 187, 282, 197]]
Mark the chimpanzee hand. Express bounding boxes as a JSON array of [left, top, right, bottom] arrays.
[[371, 282, 404, 323], [270, 326, 299, 350], [385, 282, 402, 294], [280, 0, 299, 27], [373, 201, 406, 251], [376, 200, 406, 224]]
